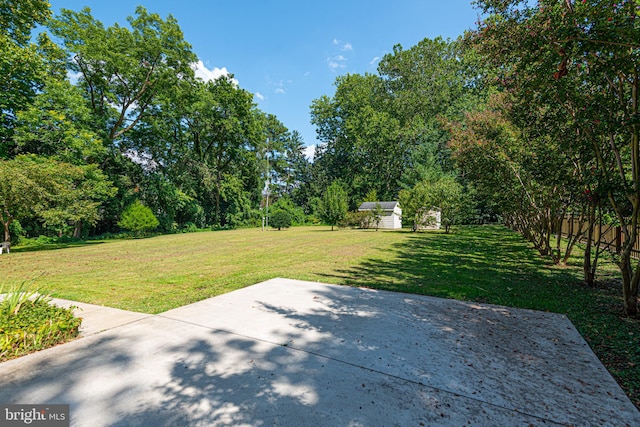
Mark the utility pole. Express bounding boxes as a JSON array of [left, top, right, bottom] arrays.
[[263, 138, 270, 231]]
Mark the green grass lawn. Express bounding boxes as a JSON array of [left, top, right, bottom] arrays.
[[2, 226, 409, 313], [2, 224, 639, 407]]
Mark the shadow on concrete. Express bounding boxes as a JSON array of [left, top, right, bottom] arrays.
[[0, 334, 136, 416], [116, 285, 552, 426], [1, 279, 638, 426]]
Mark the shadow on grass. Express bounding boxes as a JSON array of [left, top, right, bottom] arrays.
[[9, 232, 168, 253], [10, 240, 106, 253], [303, 227, 406, 232], [319, 225, 583, 312], [317, 225, 640, 408]]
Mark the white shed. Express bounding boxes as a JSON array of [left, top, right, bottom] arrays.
[[358, 201, 402, 229], [414, 207, 442, 231]]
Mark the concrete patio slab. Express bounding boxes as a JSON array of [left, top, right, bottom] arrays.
[[50, 298, 152, 336], [1, 278, 638, 426]]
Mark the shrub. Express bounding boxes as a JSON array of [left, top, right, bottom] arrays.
[[8, 220, 26, 245], [36, 235, 55, 244], [0, 284, 81, 362], [181, 222, 198, 233], [339, 211, 371, 229], [270, 211, 292, 230], [270, 197, 307, 225], [306, 215, 323, 225], [118, 200, 160, 236]]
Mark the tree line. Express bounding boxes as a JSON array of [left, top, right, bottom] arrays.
[[306, 0, 640, 316], [1, 0, 485, 245], [446, 0, 640, 315], [1, 2, 311, 241], [308, 37, 489, 232], [3, 1, 640, 315]]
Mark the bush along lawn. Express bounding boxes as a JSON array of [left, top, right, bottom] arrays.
[[0, 285, 81, 362]]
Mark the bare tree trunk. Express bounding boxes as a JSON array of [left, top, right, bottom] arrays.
[[562, 209, 586, 266], [555, 214, 563, 264], [620, 72, 640, 315], [550, 210, 562, 264], [73, 221, 83, 239], [215, 175, 222, 226], [618, 199, 640, 315], [536, 212, 552, 257], [583, 224, 594, 285], [2, 207, 12, 242], [2, 220, 10, 242], [583, 204, 597, 286], [620, 252, 639, 315]]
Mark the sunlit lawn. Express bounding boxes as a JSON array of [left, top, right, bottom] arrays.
[[1, 224, 638, 407], [2, 226, 409, 313]]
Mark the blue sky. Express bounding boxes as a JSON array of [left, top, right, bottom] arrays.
[[47, 1, 481, 156]]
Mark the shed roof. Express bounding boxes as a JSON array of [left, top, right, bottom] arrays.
[[358, 201, 399, 211]]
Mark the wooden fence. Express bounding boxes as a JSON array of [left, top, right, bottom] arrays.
[[559, 217, 640, 259]]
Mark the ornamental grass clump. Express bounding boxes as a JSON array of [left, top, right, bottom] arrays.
[[0, 283, 81, 362]]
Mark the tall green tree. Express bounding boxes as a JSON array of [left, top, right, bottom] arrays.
[[310, 37, 483, 208], [378, 37, 481, 184], [0, 155, 114, 241], [40, 163, 116, 237], [48, 6, 197, 143], [127, 74, 264, 227], [43, 6, 199, 234], [261, 113, 288, 198], [185, 77, 262, 225], [0, 0, 62, 157], [0, 0, 51, 46], [282, 130, 310, 197], [14, 78, 106, 164], [378, 38, 466, 126], [311, 73, 403, 204], [319, 181, 348, 231], [0, 155, 47, 242], [472, 0, 640, 314]]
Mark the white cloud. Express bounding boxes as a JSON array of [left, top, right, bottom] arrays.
[[268, 78, 290, 95], [255, 92, 265, 101], [369, 56, 381, 66], [191, 60, 238, 85], [328, 39, 352, 71], [327, 56, 347, 72], [304, 145, 316, 162], [333, 38, 353, 52], [67, 70, 82, 84]]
